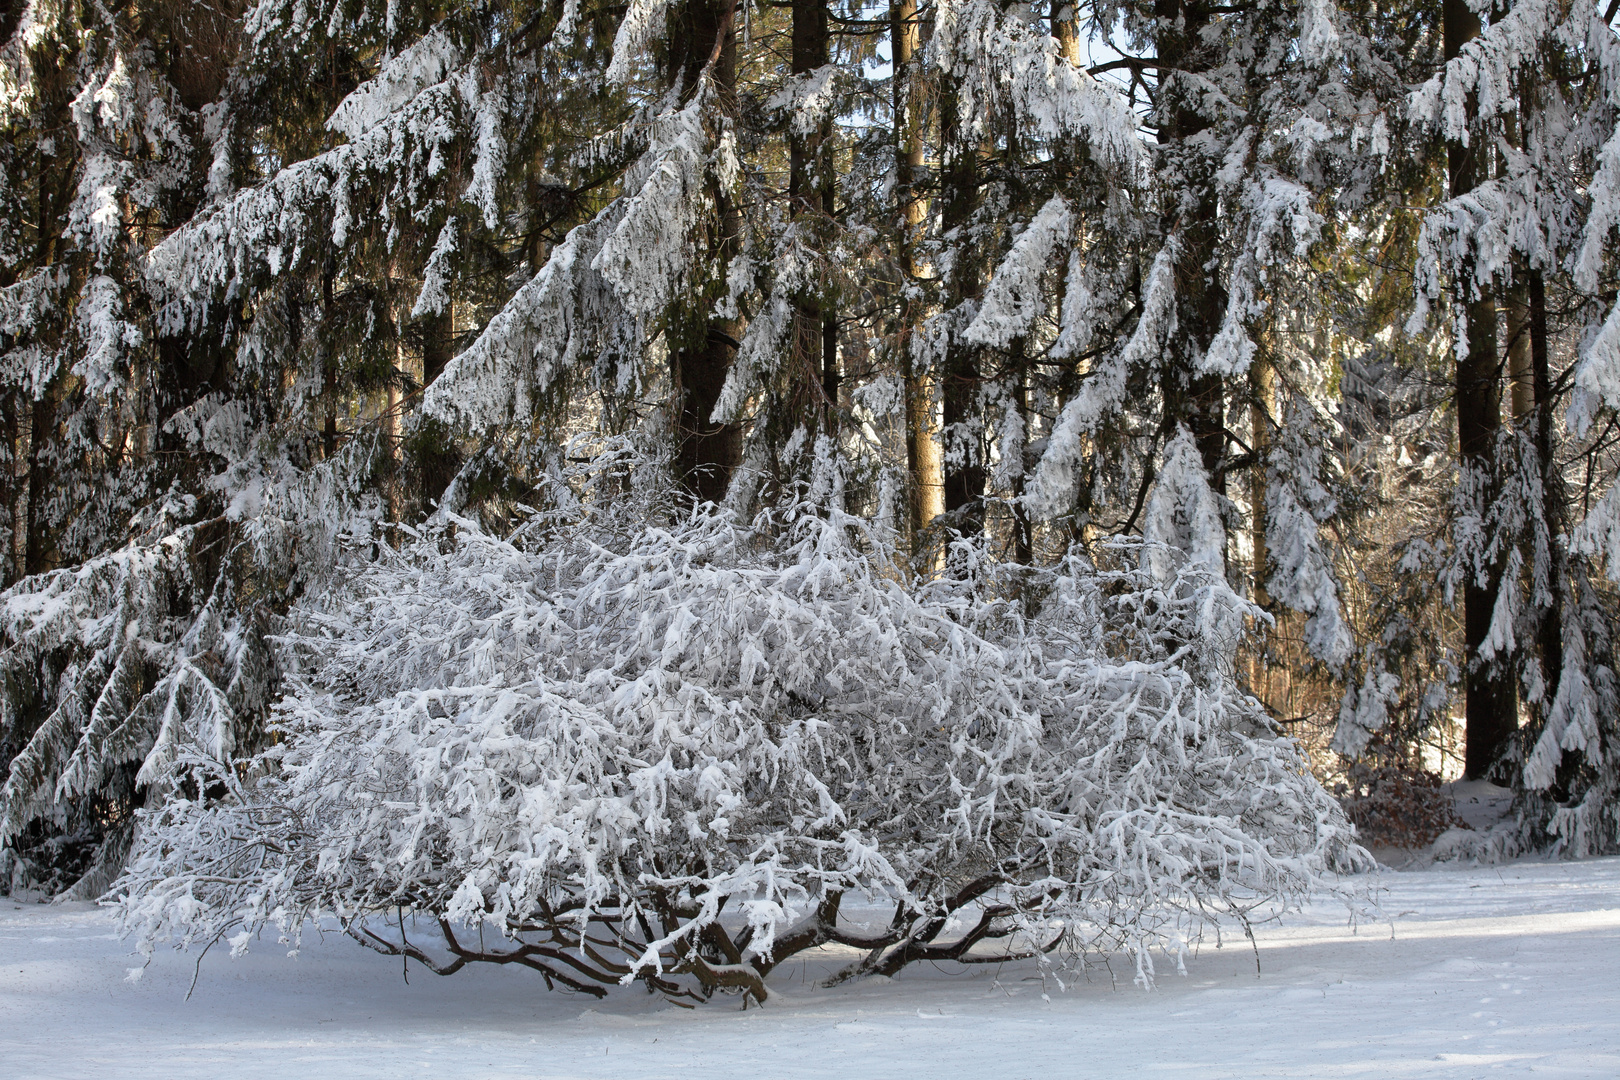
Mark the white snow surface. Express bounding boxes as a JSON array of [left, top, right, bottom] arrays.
[[3, 858, 1618, 1078]]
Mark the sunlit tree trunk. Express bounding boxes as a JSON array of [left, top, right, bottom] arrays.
[[1052, 1, 1081, 66], [893, 0, 943, 551]]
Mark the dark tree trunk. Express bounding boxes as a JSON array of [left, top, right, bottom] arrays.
[[415, 310, 463, 509], [940, 84, 985, 534], [667, 0, 744, 504], [1520, 67, 1565, 745], [790, 0, 838, 436], [1447, 0, 1516, 779], [1154, 0, 1227, 491], [1529, 270, 1564, 714], [321, 261, 339, 461], [8, 393, 30, 583], [1011, 356, 1033, 565]]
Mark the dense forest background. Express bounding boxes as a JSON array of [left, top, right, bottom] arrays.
[[0, 0, 1617, 927]]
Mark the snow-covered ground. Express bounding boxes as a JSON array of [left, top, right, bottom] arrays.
[[2, 858, 1617, 1079]]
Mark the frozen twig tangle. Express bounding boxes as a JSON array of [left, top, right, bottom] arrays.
[[116, 449, 1369, 1005]]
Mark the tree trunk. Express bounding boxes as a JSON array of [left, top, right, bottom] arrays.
[[1249, 351, 1274, 610], [10, 394, 31, 582], [1447, 0, 1516, 779], [415, 309, 464, 509], [23, 393, 52, 576], [893, 0, 942, 550], [939, 83, 985, 535], [667, 0, 744, 504], [790, 0, 837, 436], [1011, 355, 1033, 565], [1051, 2, 1082, 67], [321, 260, 339, 460], [822, 311, 839, 433], [384, 299, 406, 529], [1529, 268, 1564, 717], [1518, 72, 1564, 727], [1505, 276, 1534, 423], [1502, 110, 1533, 424], [1154, 0, 1227, 491], [1248, 349, 1291, 715]]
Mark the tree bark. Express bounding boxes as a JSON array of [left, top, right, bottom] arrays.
[[1249, 351, 1274, 610], [790, 0, 838, 436], [1154, 0, 1227, 490], [10, 395, 31, 582], [1505, 277, 1534, 423], [667, 0, 744, 504], [892, 0, 943, 550], [1248, 348, 1291, 715], [415, 309, 464, 509], [1447, 0, 1516, 779], [1511, 78, 1563, 730], [1518, 71, 1564, 726], [939, 83, 985, 535], [1502, 111, 1533, 424], [1529, 268, 1564, 717], [384, 296, 406, 529], [1011, 355, 1033, 565], [321, 259, 339, 461], [1051, 1, 1082, 67]]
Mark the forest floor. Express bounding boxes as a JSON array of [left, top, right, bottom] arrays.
[[1, 855, 1616, 1079]]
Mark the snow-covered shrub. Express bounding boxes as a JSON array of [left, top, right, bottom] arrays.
[[117, 453, 1369, 1004]]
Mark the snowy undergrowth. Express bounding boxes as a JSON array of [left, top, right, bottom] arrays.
[[116, 453, 1370, 1006]]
